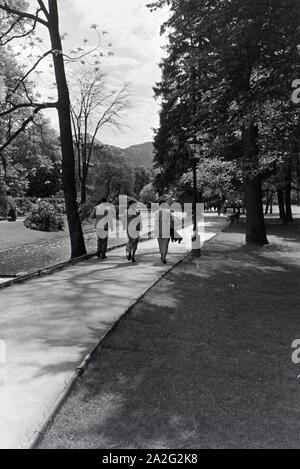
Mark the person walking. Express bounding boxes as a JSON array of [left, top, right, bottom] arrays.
[[122, 199, 142, 263], [170, 210, 183, 244], [91, 198, 114, 260], [155, 199, 171, 264]]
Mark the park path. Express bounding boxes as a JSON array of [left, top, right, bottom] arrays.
[[39, 217, 300, 449], [0, 212, 152, 278], [0, 216, 228, 449]]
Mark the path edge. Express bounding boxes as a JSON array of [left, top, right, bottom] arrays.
[[0, 232, 153, 291], [26, 223, 229, 449], [29, 252, 189, 450]]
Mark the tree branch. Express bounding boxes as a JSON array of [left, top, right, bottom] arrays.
[[20, 81, 34, 104], [7, 50, 54, 100], [0, 16, 22, 42], [37, 0, 49, 19], [0, 101, 58, 118], [0, 103, 58, 154], [0, 7, 43, 45], [0, 22, 37, 45], [70, 107, 83, 181], [0, 3, 48, 27]]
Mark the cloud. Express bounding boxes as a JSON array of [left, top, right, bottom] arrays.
[[57, 0, 168, 147], [26, 0, 168, 148]]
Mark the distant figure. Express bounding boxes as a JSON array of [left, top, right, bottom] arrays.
[[122, 199, 142, 263], [155, 199, 171, 264], [170, 210, 183, 244], [6, 191, 17, 222], [91, 198, 114, 260], [7, 207, 17, 222]]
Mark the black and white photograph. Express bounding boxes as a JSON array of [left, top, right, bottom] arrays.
[[0, 0, 300, 455]]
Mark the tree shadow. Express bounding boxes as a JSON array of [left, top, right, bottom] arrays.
[[39, 221, 300, 449]]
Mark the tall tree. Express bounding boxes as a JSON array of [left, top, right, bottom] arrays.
[[3, 116, 62, 197], [90, 145, 135, 202], [133, 166, 153, 198], [149, 0, 300, 245], [70, 68, 129, 204], [178, 157, 238, 205], [0, 0, 86, 257]]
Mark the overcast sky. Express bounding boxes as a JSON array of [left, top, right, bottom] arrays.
[[34, 0, 169, 149]]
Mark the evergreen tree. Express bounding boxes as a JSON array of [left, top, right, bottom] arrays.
[[150, 0, 300, 244]]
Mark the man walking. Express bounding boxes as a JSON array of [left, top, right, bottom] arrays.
[[91, 198, 114, 260]]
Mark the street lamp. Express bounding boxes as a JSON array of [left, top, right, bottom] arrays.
[[186, 140, 202, 257]]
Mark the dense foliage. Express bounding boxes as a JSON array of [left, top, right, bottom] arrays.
[[0, 48, 62, 198], [149, 0, 300, 243], [88, 145, 135, 202], [24, 201, 64, 232]]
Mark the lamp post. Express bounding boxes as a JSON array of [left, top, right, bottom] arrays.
[[186, 141, 202, 257]]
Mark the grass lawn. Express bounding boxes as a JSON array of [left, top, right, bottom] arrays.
[[0, 219, 96, 277], [0, 218, 95, 252], [38, 214, 300, 449], [0, 213, 151, 276]]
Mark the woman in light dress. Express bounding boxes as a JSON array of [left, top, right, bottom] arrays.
[[154, 199, 172, 264], [122, 199, 142, 263]]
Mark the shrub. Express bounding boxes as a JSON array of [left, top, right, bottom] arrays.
[[24, 201, 64, 232], [7, 208, 17, 222], [15, 197, 34, 216], [139, 183, 158, 205], [0, 193, 8, 219], [42, 197, 66, 214]]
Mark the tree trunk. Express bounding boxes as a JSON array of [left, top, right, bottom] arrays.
[[106, 180, 110, 200], [270, 194, 273, 214], [80, 163, 88, 205], [48, 0, 86, 258], [265, 191, 270, 215], [81, 179, 87, 205], [265, 192, 274, 215], [285, 183, 293, 222], [243, 124, 268, 245], [296, 160, 300, 206], [277, 189, 288, 225]]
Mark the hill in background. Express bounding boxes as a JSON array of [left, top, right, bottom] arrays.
[[95, 141, 154, 169], [88, 141, 155, 200], [122, 142, 154, 169]]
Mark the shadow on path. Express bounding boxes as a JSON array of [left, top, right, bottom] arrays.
[[40, 219, 300, 449]]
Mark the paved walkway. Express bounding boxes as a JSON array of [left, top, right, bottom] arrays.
[[0, 216, 227, 449], [0, 212, 151, 277], [40, 219, 300, 449]]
